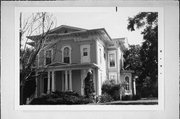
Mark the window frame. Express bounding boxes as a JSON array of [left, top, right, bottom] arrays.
[[80, 44, 91, 63], [44, 49, 53, 66], [61, 45, 72, 64], [124, 76, 130, 91], [83, 47, 88, 56], [108, 50, 116, 68]]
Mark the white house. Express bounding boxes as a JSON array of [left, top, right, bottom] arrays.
[[27, 25, 136, 98]]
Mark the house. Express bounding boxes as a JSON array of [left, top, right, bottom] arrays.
[[27, 25, 136, 98]]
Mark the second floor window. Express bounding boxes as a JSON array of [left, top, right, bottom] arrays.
[[45, 50, 52, 65], [63, 47, 70, 63], [99, 48, 102, 64], [83, 48, 88, 56], [109, 53, 115, 67]]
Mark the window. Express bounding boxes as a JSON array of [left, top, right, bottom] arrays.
[[125, 76, 130, 90], [104, 53, 106, 59], [83, 48, 88, 56], [45, 50, 52, 65], [63, 47, 70, 63], [81, 45, 90, 63], [99, 48, 102, 63], [109, 53, 115, 67]]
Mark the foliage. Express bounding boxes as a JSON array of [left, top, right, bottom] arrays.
[[84, 71, 95, 98], [127, 12, 158, 97], [30, 91, 93, 105], [98, 93, 114, 103], [122, 95, 131, 101], [101, 80, 121, 101], [23, 74, 36, 99], [124, 45, 142, 76], [20, 12, 55, 104], [20, 48, 35, 70]]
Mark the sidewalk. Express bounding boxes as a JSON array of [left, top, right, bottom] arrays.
[[89, 99, 158, 105], [104, 99, 158, 105]]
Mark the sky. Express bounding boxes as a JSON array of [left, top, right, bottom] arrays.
[[22, 7, 145, 46]]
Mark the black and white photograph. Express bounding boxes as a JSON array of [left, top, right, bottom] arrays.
[[18, 7, 163, 107], [1, 1, 179, 119]]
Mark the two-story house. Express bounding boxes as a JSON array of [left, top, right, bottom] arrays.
[[27, 25, 136, 98]]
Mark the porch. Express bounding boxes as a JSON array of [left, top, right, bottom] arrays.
[[35, 63, 100, 97]]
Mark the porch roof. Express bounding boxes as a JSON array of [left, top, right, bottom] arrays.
[[37, 62, 99, 71]]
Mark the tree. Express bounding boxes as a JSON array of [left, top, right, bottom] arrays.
[[123, 45, 144, 96], [124, 45, 142, 75], [127, 12, 158, 97], [20, 12, 55, 104], [84, 70, 95, 98]]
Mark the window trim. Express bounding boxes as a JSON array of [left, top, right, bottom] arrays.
[[83, 48, 88, 56], [61, 45, 72, 64], [124, 76, 130, 91], [80, 44, 91, 63], [44, 49, 53, 66], [108, 50, 116, 68], [99, 48, 102, 64]]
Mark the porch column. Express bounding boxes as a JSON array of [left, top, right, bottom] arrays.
[[47, 71, 50, 93], [133, 78, 136, 95], [52, 71, 55, 92], [92, 69, 96, 94], [81, 69, 86, 95], [69, 70, 72, 91], [65, 70, 68, 91]]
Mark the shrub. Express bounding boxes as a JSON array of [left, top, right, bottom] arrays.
[[98, 93, 114, 103], [30, 91, 93, 105], [132, 94, 141, 100], [122, 95, 131, 100], [101, 80, 120, 101], [84, 71, 95, 98]]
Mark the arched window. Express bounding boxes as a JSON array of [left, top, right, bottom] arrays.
[[125, 76, 130, 90], [62, 46, 71, 63]]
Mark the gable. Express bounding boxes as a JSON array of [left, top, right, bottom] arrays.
[[26, 26, 112, 48], [48, 25, 86, 34]]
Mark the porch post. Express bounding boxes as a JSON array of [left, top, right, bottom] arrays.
[[52, 71, 55, 92], [62, 71, 64, 91], [69, 70, 72, 91], [133, 78, 136, 95], [65, 70, 68, 91], [81, 69, 85, 95], [47, 71, 50, 93]]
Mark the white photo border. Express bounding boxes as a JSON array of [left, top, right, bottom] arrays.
[[15, 7, 164, 111]]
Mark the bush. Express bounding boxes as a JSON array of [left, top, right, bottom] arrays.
[[122, 95, 131, 100], [30, 91, 93, 105], [98, 93, 114, 103], [101, 80, 120, 101], [84, 72, 95, 98], [132, 94, 141, 100]]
